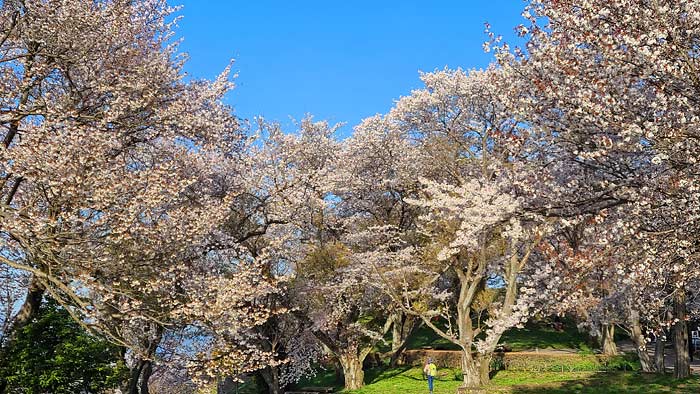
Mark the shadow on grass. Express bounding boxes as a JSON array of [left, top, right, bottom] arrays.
[[290, 368, 344, 392], [364, 365, 414, 384], [503, 371, 700, 394]]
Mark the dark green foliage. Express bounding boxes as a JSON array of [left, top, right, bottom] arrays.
[[0, 301, 127, 393]]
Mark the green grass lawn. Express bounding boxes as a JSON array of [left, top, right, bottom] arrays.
[[329, 367, 700, 393]]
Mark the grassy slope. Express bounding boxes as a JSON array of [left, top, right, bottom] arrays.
[[403, 324, 460, 350], [500, 321, 592, 352], [405, 320, 591, 352]]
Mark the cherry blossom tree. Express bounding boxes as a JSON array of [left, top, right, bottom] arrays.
[[212, 117, 353, 393], [262, 118, 396, 391], [492, 0, 700, 379], [347, 68, 556, 389], [0, 1, 280, 392], [332, 114, 427, 366], [540, 209, 676, 372], [238, 116, 404, 391], [292, 242, 392, 391]]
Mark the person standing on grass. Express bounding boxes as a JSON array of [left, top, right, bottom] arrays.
[[423, 357, 437, 394], [690, 335, 695, 362]]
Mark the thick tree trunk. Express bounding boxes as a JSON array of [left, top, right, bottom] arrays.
[[673, 291, 690, 379], [628, 310, 654, 372], [128, 359, 155, 394], [258, 365, 283, 394], [391, 312, 403, 352], [460, 350, 488, 389], [654, 335, 666, 374], [338, 350, 365, 390], [601, 324, 618, 356]]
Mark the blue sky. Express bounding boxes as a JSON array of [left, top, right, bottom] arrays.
[[173, 1, 525, 136]]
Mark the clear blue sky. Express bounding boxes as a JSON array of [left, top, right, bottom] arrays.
[[172, 1, 525, 136]]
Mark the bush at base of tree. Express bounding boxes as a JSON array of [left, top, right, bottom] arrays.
[[0, 301, 128, 394]]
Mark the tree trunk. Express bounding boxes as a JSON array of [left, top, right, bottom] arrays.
[[391, 312, 416, 352], [128, 359, 155, 394], [3, 275, 44, 345], [338, 350, 365, 390], [654, 335, 666, 374], [388, 315, 422, 367], [460, 350, 488, 389], [628, 310, 654, 372], [127, 325, 163, 394], [140, 360, 152, 394], [601, 324, 618, 356], [391, 312, 403, 352], [0, 276, 45, 394], [128, 361, 145, 394], [673, 291, 690, 379], [478, 354, 491, 383], [334, 359, 343, 384], [258, 365, 283, 394]]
